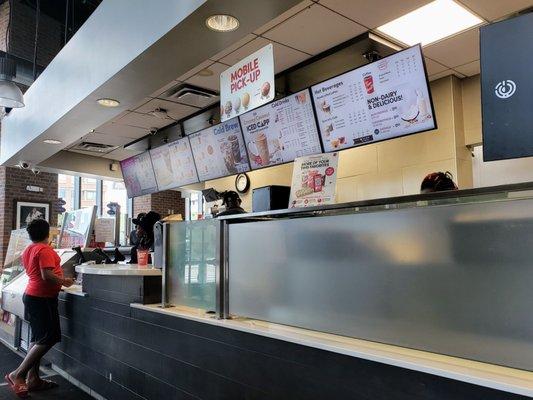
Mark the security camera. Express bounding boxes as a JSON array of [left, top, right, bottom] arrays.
[[31, 168, 41, 175], [18, 161, 30, 169], [149, 127, 158, 135]]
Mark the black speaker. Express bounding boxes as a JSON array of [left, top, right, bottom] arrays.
[[252, 185, 291, 212], [481, 12, 533, 161]]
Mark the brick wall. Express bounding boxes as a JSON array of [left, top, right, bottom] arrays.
[[133, 190, 185, 219], [0, 166, 58, 264]]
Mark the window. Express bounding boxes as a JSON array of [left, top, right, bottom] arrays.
[[187, 191, 205, 220], [102, 180, 128, 245], [57, 174, 75, 211], [80, 177, 97, 208]]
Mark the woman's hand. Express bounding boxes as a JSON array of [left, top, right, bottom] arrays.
[[62, 278, 75, 288]]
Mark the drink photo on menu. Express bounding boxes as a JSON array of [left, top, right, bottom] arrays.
[[240, 88, 322, 170]]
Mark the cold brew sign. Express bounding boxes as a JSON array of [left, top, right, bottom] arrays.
[[220, 43, 274, 122]]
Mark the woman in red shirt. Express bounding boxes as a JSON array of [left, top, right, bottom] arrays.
[[5, 219, 74, 397]]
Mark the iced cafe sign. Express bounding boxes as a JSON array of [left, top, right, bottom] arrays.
[[220, 43, 274, 122]]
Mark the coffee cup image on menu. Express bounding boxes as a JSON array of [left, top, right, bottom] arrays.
[[220, 142, 238, 174], [295, 91, 307, 104], [363, 72, 374, 94], [324, 124, 334, 138], [320, 100, 331, 114], [247, 132, 271, 166]]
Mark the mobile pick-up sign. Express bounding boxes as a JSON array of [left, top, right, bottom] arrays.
[[220, 43, 274, 121]]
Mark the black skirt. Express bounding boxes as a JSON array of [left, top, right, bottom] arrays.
[[23, 293, 61, 346]]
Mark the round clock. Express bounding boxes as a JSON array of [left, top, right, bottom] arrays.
[[235, 173, 250, 194]]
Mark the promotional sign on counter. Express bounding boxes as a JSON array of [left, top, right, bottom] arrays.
[[220, 43, 274, 122], [94, 218, 115, 243], [189, 117, 250, 181], [311, 45, 435, 152], [239, 88, 322, 169], [289, 152, 338, 208]]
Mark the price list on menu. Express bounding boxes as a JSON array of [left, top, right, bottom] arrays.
[[311, 45, 435, 152], [189, 118, 250, 181], [120, 152, 158, 198], [239, 89, 322, 169], [168, 138, 199, 186]]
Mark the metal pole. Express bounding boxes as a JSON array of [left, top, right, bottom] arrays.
[[161, 223, 169, 308]]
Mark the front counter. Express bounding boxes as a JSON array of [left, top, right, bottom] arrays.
[[26, 185, 533, 398]]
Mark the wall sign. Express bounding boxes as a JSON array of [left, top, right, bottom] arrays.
[[481, 13, 533, 161], [220, 43, 274, 122]]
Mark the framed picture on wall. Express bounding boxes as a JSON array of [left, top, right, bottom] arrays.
[[14, 201, 50, 230]]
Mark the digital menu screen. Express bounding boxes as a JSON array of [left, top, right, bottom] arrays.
[[311, 45, 436, 152], [189, 117, 250, 181], [120, 152, 158, 198], [150, 138, 199, 191], [239, 89, 322, 170]]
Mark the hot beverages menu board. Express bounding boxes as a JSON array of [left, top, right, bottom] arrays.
[[189, 117, 250, 181], [239, 88, 322, 169], [150, 138, 199, 191], [311, 45, 435, 152], [120, 152, 158, 198]]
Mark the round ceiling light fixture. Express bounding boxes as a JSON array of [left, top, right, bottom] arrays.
[[43, 139, 62, 144], [198, 68, 214, 77], [205, 14, 239, 32], [97, 98, 120, 107], [0, 58, 24, 108]]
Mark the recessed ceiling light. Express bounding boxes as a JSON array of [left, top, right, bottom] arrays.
[[205, 14, 239, 32], [376, 0, 483, 46], [97, 98, 120, 107], [198, 68, 214, 77], [43, 139, 62, 144]]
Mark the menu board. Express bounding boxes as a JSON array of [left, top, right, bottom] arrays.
[[150, 138, 198, 191], [311, 45, 435, 152], [239, 89, 322, 169], [120, 152, 158, 198], [189, 117, 250, 181]]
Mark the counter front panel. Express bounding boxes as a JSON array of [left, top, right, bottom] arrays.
[[228, 197, 533, 371]]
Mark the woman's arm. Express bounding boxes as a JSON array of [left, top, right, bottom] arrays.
[[40, 269, 74, 287]]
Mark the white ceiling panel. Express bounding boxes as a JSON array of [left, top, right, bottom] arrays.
[[454, 60, 480, 76], [424, 57, 448, 76], [185, 62, 229, 91], [134, 98, 199, 120], [220, 37, 311, 74], [262, 4, 367, 55], [209, 34, 258, 61], [102, 148, 144, 161], [116, 111, 173, 130], [423, 27, 481, 68], [253, 0, 314, 34], [68, 148, 111, 157], [82, 132, 134, 147], [320, 0, 431, 29], [176, 60, 213, 82], [458, 0, 532, 21], [95, 122, 149, 139]]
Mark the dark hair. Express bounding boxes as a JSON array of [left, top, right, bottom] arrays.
[[26, 218, 50, 242], [420, 171, 458, 193]]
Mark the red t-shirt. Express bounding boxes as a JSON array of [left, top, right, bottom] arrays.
[[23, 243, 63, 298]]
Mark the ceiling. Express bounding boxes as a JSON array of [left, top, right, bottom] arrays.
[[3, 0, 532, 168]]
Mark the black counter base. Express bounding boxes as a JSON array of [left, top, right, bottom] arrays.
[[47, 292, 528, 400]]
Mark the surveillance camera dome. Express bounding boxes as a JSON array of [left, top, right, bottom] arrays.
[[19, 161, 30, 169], [149, 127, 158, 135], [31, 167, 40, 175]]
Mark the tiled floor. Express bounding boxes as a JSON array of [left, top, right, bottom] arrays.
[[0, 342, 94, 400]]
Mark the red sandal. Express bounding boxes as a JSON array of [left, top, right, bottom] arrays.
[[4, 374, 29, 398]]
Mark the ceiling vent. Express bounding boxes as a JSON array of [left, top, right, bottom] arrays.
[[161, 83, 219, 108], [72, 141, 118, 153]]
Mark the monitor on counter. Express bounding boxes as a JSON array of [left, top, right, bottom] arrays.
[[150, 137, 199, 191], [120, 152, 158, 198], [239, 88, 322, 170], [189, 117, 250, 182], [311, 44, 436, 153]]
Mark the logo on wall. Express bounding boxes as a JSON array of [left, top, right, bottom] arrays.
[[494, 80, 517, 99]]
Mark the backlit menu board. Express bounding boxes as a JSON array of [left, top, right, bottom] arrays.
[[189, 117, 250, 181], [239, 88, 322, 169], [311, 45, 436, 152], [150, 138, 198, 191], [120, 152, 158, 198]]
